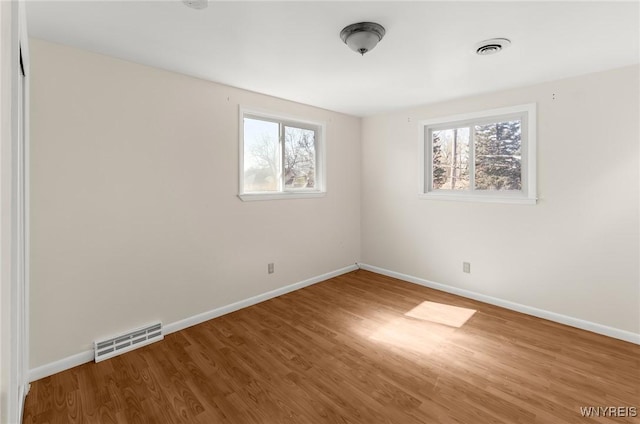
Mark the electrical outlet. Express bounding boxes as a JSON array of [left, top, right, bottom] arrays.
[[463, 262, 471, 273], [268, 263, 274, 274]]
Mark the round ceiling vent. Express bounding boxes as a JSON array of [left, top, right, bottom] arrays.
[[475, 38, 511, 55]]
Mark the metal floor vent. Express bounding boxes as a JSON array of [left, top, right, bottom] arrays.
[[94, 322, 163, 362]]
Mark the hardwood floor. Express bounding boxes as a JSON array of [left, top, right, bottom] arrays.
[[23, 270, 639, 423]]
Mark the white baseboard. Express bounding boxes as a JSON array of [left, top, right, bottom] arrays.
[[357, 263, 640, 345], [18, 382, 30, 424], [28, 264, 359, 382], [163, 264, 359, 335], [29, 349, 94, 382]]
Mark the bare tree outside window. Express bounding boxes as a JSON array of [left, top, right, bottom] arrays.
[[432, 128, 469, 190], [284, 126, 316, 189], [241, 113, 321, 196]]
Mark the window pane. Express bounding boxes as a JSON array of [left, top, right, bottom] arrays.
[[243, 118, 280, 192], [432, 128, 470, 190], [474, 120, 522, 190], [284, 126, 316, 189]]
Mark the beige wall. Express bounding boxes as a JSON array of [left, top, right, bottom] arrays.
[[362, 65, 640, 334], [29, 39, 361, 368], [30, 38, 639, 371]]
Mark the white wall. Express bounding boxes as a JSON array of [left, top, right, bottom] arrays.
[[2, 1, 28, 422], [0, 2, 13, 421], [362, 65, 640, 334], [29, 39, 361, 369]]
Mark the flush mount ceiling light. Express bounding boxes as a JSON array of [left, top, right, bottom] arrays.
[[475, 38, 511, 55], [183, 0, 208, 10], [340, 22, 386, 56]]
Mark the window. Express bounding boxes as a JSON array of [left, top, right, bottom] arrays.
[[420, 104, 536, 204], [239, 108, 325, 201]]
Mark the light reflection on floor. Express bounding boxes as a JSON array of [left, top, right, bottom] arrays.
[[404, 301, 476, 328], [368, 301, 477, 355]]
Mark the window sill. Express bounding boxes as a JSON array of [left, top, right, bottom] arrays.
[[238, 191, 326, 202], [419, 192, 537, 205]]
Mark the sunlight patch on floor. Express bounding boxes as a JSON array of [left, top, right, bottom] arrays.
[[404, 301, 476, 328], [368, 302, 477, 355]]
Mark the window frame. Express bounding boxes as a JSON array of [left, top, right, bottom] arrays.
[[419, 103, 537, 204], [238, 107, 326, 201]]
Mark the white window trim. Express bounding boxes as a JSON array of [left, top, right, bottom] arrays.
[[419, 103, 537, 205], [238, 106, 326, 201]]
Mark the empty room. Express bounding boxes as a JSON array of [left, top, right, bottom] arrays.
[[1, 1, 638, 423]]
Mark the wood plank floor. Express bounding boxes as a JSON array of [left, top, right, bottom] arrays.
[[23, 270, 640, 423]]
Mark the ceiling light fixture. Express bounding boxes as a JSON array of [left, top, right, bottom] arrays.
[[183, 0, 208, 10], [340, 22, 386, 56], [475, 38, 511, 55]]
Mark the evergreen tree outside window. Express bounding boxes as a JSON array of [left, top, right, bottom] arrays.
[[421, 104, 536, 204]]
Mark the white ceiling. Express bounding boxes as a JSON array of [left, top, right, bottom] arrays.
[[26, 1, 639, 116]]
